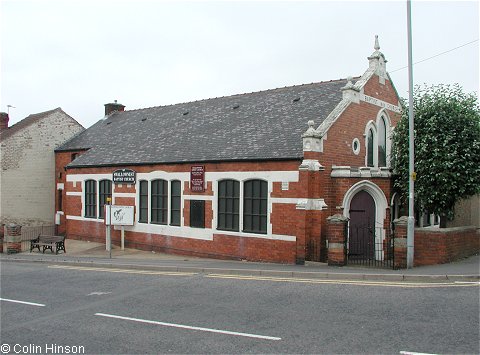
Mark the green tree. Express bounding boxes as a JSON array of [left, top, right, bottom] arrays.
[[391, 84, 480, 225]]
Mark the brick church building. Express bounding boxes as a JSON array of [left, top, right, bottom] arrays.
[[55, 37, 402, 264]]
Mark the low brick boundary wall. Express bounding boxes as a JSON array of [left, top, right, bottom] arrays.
[[414, 226, 479, 266]]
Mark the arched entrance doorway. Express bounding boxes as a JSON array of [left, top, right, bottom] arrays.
[[341, 180, 393, 268], [348, 190, 376, 260]]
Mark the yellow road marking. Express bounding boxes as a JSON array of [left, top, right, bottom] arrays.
[[206, 274, 480, 288], [48, 265, 196, 276], [47, 265, 479, 288]]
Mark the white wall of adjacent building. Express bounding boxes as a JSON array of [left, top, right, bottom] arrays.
[[0, 109, 84, 226]]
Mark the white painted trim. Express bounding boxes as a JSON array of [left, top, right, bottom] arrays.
[[66, 191, 82, 196], [295, 199, 328, 210], [66, 215, 104, 223], [113, 193, 136, 198], [56, 211, 64, 215], [67, 174, 113, 182], [317, 98, 351, 136], [331, 166, 391, 178], [271, 198, 298, 204], [67, 170, 300, 243], [126, 223, 295, 242], [352, 138, 361, 155], [57, 183, 64, 190], [183, 195, 214, 201]]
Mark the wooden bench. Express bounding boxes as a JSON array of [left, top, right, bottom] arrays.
[[30, 235, 66, 254]]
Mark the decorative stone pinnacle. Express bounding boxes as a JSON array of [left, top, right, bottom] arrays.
[[302, 120, 320, 138], [374, 35, 380, 51], [341, 76, 356, 91]]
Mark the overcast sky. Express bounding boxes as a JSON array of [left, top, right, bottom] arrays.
[[1, 0, 478, 128]]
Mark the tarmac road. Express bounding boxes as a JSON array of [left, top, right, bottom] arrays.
[[1, 261, 479, 354]]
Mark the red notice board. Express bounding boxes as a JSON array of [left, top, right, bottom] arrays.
[[190, 165, 205, 192]]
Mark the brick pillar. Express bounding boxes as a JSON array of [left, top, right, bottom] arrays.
[[393, 216, 408, 269], [5, 224, 22, 254], [327, 214, 348, 266]]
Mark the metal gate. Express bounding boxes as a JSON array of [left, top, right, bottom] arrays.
[[306, 239, 321, 262], [346, 225, 394, 268]]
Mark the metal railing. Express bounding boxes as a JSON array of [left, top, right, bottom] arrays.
[[346, 226, 394, 268]]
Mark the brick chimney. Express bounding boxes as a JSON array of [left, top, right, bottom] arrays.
[[0, 112, 9, 131], [104, 100, 125, 116]]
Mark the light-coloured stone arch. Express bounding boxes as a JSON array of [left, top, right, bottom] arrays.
[[342, 180, 388, 228], [342, 180, 389, 260]]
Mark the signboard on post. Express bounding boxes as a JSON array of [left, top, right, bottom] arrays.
[[113, 169, 136, 184], [190, 165, 205, 192], [105, 205, 134, 226]]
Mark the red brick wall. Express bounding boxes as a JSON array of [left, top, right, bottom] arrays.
[[60, 159, 305, 263], [319, 76, 400, 209], [67, 220, 297, 263], [56, 74, 402, 264], [317, 75, 400, 261], [55, 150, 87, 234], [414, 227, 480, 266]]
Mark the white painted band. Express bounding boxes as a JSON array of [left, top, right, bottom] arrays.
[[0, 298, 45, 307], [95, 313, 281, 340]]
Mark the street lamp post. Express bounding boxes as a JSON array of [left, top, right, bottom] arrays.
[[406, 0, 415, 269]]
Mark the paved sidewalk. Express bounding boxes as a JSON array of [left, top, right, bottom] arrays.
[[1, 239, 479, 282]]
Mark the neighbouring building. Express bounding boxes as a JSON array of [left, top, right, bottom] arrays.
[[448, 195, 480, 229], [0, 108, 84, 227], [56, 38, 403, 264]]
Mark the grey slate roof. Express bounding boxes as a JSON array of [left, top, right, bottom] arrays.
[[58, 79, 348, 167]]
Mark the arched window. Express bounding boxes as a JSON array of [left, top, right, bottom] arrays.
[[138, 180, 148, 223], [367, 128, 375, 167], [99, 180, 112, 219], [243, 180, 268, 234], [151, 179, 168, 224], [170, 180, 181, 226], [378, 117, 387, 167], [218, 180, 240, 231], [84, 180, 97, 218]]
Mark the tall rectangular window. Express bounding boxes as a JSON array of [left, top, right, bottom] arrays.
[[85, 180, 97, 218], [367, 128, 374, 167], [218, 180, 239, 231], [243, 180, 268, 234], [170, 180, 181, 226], [378, 117, 387, 167], [99, 180, 112, 219], [139, 180, 148, 223], [151, 179, 168, 224]]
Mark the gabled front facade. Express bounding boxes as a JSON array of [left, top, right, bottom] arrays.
[[55, 38, 401, 264], [0, 108, 84, 226]]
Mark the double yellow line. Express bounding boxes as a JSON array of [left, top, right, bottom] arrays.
[[205, 273, 480, 288], [48, 265, 479, 288], [48, 264, 196, 277]]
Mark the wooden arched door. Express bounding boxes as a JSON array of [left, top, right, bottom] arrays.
[[348, 190, 376, 260]]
